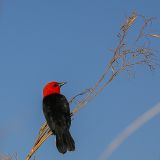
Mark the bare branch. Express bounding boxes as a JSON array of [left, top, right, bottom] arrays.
[[136, 15, 155, 41], [25, 12, 159, 160], [147, 33, 160, 38]]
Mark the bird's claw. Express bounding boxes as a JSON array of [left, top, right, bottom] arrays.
[[70, 112, 73, 117]]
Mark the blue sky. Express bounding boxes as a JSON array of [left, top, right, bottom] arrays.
[[0, 0, 160, 160]]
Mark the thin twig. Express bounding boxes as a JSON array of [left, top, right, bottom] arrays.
[[147, 34, 160, 38], [25, 12, 158, 160]]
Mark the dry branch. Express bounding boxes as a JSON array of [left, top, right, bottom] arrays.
[[148, 33, 160, 38], [25, 12, 158, 160]]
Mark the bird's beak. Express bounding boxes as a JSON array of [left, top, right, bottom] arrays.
[[58, 81, 67, 87]]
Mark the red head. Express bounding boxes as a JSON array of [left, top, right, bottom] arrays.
[[43, 81, 67, 97]]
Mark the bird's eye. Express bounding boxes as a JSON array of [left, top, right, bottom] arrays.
[[53, 84, 58, 87]]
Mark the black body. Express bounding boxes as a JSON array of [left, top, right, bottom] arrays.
[[43, 94, 75, 154]]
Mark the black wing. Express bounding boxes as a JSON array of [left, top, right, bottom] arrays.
[[43, 94, 71, 132]]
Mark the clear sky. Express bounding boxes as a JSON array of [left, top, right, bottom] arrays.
[[0, 0, 160, 160]]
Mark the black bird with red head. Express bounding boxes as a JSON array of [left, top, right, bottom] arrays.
[[43, 81, 75, 154]]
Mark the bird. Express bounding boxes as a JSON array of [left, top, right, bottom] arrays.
[[42, 81, 75, 154]]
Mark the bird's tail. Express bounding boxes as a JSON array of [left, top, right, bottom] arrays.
[[56, 129, 75, 154]]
